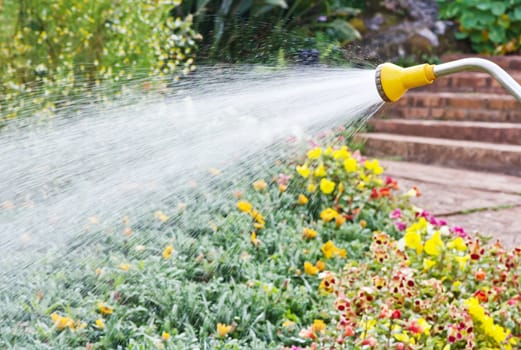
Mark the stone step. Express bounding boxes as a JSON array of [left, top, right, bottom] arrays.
[[369, 119, 521, 145], [442, 54, 521, 72], [416, 72, 521, 94], [378, 92, 521, 123], [356, 133, 521, 176]]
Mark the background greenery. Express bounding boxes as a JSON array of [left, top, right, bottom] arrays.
[[438, 0, 521, 54]]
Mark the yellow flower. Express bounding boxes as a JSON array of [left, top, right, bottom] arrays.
[[162, 332, 170, 341], [304, 261, 319, 275], [312, 319, 326, 332], [252, 179, 267, 191], [324, 146, 334, 156], [162, 245, 174, 259], [217, 323, 232, 338], [95, 318, 105, 329], [321, 241, 346, 259], [455, 254, 470, 270], [365, 159, 383, 175], [320, 208, 338, 222], [250, 232, 260, 246], [119, 263, 130, 271], [307, 147, 322, 160], [423, 258, 436, 271], [315, 260, 326, 271], [50, 313, 75, 330], [404, 230, 423, 255], [307, 183, 316, 192], [447, 237, 467, 251], [154, 210, 169, 223], [296, 163, 311, 178], [297, 194, 308, 205], [278, 184, 287, 192], [424, 231, 444, 257], [250, 210, 265, 227], [394, 332, 415, 344], [344, 158, 358, 172], [314, 163, 327, 177], [465, 297, 486, 322], [320, 178, 336, 194], [237, 201, 252, 213], [452, 281, 462, 291], [97, 303, 114, 315], [337, 182, 345, 193], [333, 146, 350, 160], [417, 318, 431, 335], [302, 227, 318, 239]]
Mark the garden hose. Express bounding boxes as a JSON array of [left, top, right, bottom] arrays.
[[375, 58, 521, 103]]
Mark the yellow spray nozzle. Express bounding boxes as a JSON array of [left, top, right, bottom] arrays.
[[375, 62, 436, 102]]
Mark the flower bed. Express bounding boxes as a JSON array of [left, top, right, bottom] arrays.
[[2, 140, 520, 349]]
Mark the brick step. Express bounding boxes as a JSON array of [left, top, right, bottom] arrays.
[[356, 133, 521, 176], [416, 72, 521, 94], [369, 119, 521, 145], [378, 92, 521, 123], [441, 54, 521, 72]]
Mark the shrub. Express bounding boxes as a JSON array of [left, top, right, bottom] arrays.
[[438, 0, 521, 54], [180, 0, 363, 63], [0, 0, 200, 120]]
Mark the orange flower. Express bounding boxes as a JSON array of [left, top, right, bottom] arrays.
[[475, 270, 486, 281]]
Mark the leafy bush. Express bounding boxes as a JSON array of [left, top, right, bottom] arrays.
[[0, 0, 200, 120], [438, 0, 521, 54], [180, 0, 363, 63]]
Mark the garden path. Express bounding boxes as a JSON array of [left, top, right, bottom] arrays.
[[382, 160, 521, 248]]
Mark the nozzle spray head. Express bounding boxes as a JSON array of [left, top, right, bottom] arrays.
[[375, 63, 436, 102]]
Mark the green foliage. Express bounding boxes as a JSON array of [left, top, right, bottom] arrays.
[[180, 0, 363, 63], [438, 0, 521, 54], [0, 0, 200, 120], [0, 138, 407, 348]]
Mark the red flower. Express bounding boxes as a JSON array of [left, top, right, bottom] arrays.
[[391, 310, 402, 319], [407, 320, 423, 335], [361, 337, 377, 347], [473, 290, 488, 302], [379, 187, 391, 197]]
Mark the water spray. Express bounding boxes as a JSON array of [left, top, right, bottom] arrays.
[[375, 57, 521, 103]]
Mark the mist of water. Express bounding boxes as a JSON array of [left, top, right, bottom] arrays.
[[0, 66, 383, 286]]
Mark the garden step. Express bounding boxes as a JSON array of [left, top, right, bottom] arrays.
[[416, 72, 521, 94], [356, 133, 521, 176], [442, 54, 521, 73], [378, 92, 521, 123], [369, 119, 521, 145]]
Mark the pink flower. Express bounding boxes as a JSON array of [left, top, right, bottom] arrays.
[[278, 173, 290, 186], [390, 208, 402, 219], [395, 221, 407, 231], [452, 225, 468, 238]]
